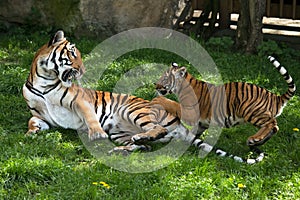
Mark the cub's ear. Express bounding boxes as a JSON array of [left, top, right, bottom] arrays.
[[48, 30, 65, 47], [177, 67, 187, 78], [171, 62, 179, 68]]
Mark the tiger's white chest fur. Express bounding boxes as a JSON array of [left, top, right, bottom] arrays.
[[43, 99, 84, 130], [23, 84, 85, 130]]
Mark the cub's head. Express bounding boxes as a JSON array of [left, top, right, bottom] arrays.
[[156, 63, 187, 95], [33, 30, 85, 87]]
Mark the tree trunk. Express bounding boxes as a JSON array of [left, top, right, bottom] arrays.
[[190, 0, 219, 40], [235, 0, 266, 54], [236, 0, 250, 49]]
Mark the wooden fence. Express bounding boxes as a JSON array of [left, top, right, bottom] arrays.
[[177, 0, 300, 33]]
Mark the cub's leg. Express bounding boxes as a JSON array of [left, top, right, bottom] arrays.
[[247, 117, 278, 146], [26, 116, 50, 135], [130, 97, 179, 143], [74, 100, 108, 140], [149, 96, 181, 118]]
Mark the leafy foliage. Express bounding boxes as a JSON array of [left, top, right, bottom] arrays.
[[205, 36, 234, 52]]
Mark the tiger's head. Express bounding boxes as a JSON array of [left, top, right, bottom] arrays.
[[33, 30, 85, 87], [156, 63, 187, 96]]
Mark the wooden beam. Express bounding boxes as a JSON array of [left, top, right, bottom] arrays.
[[229, 0, 233, 13], [280, 0, 283, 17], [293, 0, 296, 19], [267, 0, 271, 17], [219, 0, 230, 29]]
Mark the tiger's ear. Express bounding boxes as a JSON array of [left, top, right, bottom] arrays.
[[48, 30, 66, 47]]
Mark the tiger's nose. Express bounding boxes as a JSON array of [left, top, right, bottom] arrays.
[[160, 90, 167, 95]]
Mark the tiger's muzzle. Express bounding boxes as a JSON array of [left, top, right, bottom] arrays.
[[62, 68, 83, 83]]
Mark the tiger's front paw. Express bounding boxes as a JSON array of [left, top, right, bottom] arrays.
[[26, 116, 50, 136], [131, 133, 151, 144], [25, 128, 39, 136], [88, 127, 108, 141]]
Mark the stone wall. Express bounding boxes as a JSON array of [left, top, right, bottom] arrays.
[[0, 0, 184, 38]]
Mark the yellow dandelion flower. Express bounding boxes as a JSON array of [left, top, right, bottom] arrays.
[[238, 183, 246, 189], [100, 181, 111, 189], [293, 128, 299, 132], [92, 182, 98, 185]]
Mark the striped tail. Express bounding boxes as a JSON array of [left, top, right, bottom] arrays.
[[179, 126, 264, 164], [268, 56, 296, 101], [192, 138, 264, 164]]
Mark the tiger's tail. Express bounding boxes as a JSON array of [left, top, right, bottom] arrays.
[[268, 56, 296, 101], [177, 125, 264, 164], [192, 138, 264, 164]]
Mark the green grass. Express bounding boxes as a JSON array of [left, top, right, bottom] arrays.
[[0, 29, 300, 199]]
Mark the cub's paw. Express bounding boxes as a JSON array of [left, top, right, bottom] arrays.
[[247, 137, 266, 146]]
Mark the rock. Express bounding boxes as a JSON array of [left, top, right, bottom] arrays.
[[77, 0, 181, 38], [0, 0, 34, 24], [0, 0, 184, 38]]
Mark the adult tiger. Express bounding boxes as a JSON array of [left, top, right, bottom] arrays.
[[23, 30, 215, 154], [155, 58, 296, 162]]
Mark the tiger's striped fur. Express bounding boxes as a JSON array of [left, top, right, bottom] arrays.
[[155, 57, 296, 163], [22, 30, 268, 162], [23, 30, 216, 154]]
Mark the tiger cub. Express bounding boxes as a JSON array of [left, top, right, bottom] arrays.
[[155, 57, 296, 160], [22, 30, 208, 154]]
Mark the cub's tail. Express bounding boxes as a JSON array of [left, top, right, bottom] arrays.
[[268, 56, 296, 101]]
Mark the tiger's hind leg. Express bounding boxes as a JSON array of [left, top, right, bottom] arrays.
[[247, 118, 279, 147], [131, 125, 168, 144], [26, 116, 50, 135], [108, 144, 151, 156], [108, 132, 151, 155]]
